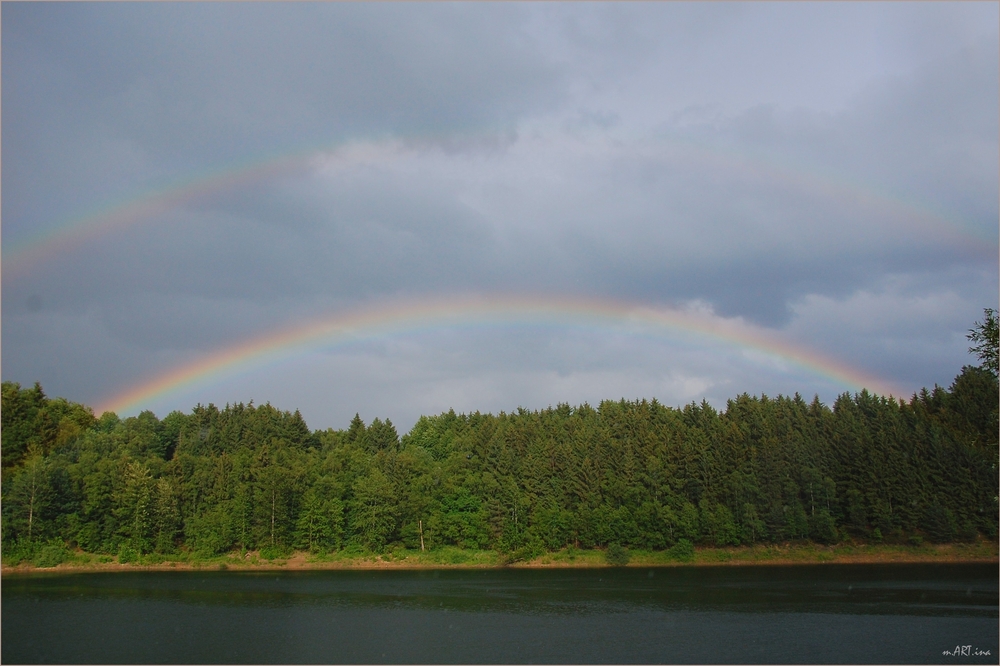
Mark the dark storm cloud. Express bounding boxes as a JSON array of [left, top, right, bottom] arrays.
[[2, 2, 996, 425], [2, 2, 563, 240]]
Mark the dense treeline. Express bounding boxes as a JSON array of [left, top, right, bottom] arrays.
[[3, 357, 996, 565]]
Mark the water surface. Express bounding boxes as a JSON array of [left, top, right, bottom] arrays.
[[3, 563, 997, 663]]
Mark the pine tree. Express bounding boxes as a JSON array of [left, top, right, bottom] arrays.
[[968, 308, 998, 377]]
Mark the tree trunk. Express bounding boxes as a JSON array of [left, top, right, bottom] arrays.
[[27, 486, 35, 541], [27, 462, 38, 541]]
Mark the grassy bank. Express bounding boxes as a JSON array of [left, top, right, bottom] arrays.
[[3, 540, 996, 575], [529, 540, 999, 567]]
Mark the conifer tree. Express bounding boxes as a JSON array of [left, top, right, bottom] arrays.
[[968, 308, 998, 377]]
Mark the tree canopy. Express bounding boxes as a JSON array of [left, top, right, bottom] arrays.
[[968, 307, 998, 377], [3, 313, 997, 563]]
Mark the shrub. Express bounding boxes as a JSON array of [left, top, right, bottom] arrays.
[[502, 541, 545, 565], [259, 544, 290, 561], [606, 543, 630, 566], [2, 539, 37, 567], [706, 504, 740, 547], [118, 543, 139, 564], [33, 540, 69, 568], [142, 552, 165, 565], [431, 546, 470, 564], [957, 522, 979, 543], [668, 539, 695, 562], [808, 510, 839, 544], [923, 506, 958, 543]]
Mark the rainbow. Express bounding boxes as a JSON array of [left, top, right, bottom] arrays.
[[4, 133, 992, 277], [97, 293, 903, 416], [2, 139, 399, 275]]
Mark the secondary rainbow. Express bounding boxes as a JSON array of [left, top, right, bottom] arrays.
[[2, 140, 396, 274], [98, 294, 902, 416], [5, 133, 990, 276]]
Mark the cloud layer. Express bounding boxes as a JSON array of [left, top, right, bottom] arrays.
[[3, 3, 997, 431]]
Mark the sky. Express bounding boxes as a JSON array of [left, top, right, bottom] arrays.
[[3, 2, 997, 434]]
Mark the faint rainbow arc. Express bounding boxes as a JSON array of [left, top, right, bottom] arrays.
[[2, 140, 398, 274], [4, 132, 992, 277], [97, 294, 902, 416]]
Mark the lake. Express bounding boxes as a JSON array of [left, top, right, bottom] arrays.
[[2, 563, 997, 664]]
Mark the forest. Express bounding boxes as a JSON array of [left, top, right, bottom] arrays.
[[2, 312, 997, 566]]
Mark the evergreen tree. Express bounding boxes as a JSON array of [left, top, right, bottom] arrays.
[[3, 350, 997, 564], [968, 308, 998, 377], [115, 461, 154, 553], [349, 468, 398, 551]]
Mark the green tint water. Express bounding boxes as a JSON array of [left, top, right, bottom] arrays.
[[3, 563, 997, 664]]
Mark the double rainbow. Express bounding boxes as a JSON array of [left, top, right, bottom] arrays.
[[2, 133, 955, 416]]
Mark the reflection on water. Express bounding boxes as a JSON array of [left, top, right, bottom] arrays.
[[3, 563, 997, 664]]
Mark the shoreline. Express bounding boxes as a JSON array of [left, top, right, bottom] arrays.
[[4, 542, 997, 576]]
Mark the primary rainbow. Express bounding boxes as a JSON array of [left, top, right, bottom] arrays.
[[97, 293, 902, 416]]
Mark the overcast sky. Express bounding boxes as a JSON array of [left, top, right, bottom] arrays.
[[3, 2, 997, 433]]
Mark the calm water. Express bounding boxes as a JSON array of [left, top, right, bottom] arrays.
[[2, 563, 997, 664]]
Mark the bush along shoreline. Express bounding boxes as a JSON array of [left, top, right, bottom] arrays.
[[3, 324, 998, 571], [3, 540, 997, 574]]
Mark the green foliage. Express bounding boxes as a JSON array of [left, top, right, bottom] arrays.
[[605, 543, 631, 566], [944, 366, 999, 459], [33, 539, 70, 568], [437, 489, 490, 549], [3, 346, 997, 567], [808, 510, 839, 544], [259, 544, 290, 560], [2, 381, 95, 468], [923, 505, 958, 543], [968, 308, 998, 377], [675, 502, 701, 542], [702, 501, 741, 546], [349, 468, 398, 552], [2, 539, 37, 566], [502, 539, 545, 565], [152, 479, 181, 553], [116, 461, 154, 553], [364, 418, 400, 452], [740, 503, 767, 544], [186, 506, 235, 556], [428, 545, 473, 565], [117, 542, 139, 564], [668, 538, 695, 562], [784, 503, 810, 541], [294, 484, 344, 552]]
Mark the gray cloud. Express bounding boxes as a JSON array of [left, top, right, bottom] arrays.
[[2, 3, 564, 237], [3, 2, 996, 427]]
